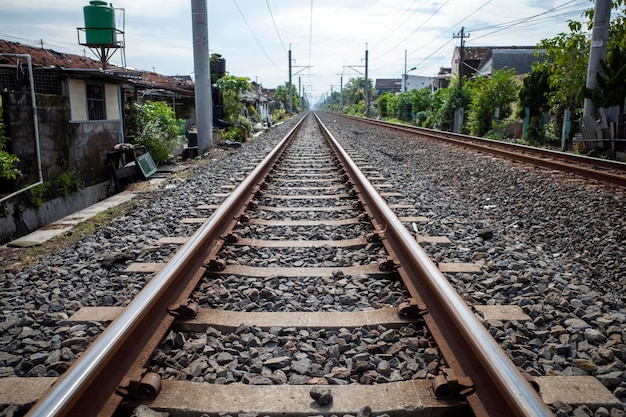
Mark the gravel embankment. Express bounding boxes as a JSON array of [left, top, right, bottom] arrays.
[[1, 113, 624, 417], [318, 113, 626, 417]]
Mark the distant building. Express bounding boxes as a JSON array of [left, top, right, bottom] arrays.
[[451, 46, 544, 79], [374, 78, 401, 97], [402, 74, 435, 93]]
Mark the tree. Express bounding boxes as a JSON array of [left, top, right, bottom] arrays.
[[428, 77, 471, 131], [467, 68, 519, 137], [216, 75, 251, 126], [131, 101, 184, 163], [537, 20, 590, 134], [342, 77, 375, 115], [377, 92, 395, 118], [585, 43, 626, 111], [273, 83, 301, 113]]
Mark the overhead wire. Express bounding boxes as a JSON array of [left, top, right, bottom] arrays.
[[265, 0, 288, 55], [372, 0, 491, 73], [372, 0, 426, 49], [232, 0, 284, 72], [375, 0, 451, 61]]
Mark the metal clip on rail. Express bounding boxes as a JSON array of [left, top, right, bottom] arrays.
[[168, 301, 199, 319], [223, 233, 240, 243], [432, 368, 474, 399], [397, 299, 423, 319], [205, 258, 226, 271], [116, 372, 161, 401]]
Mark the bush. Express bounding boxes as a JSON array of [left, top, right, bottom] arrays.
[[0, 100, 20, 181], [271, 109, 286, 122], [131, 101, 184, 163]]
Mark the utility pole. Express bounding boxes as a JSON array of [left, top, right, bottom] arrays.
[[583, 0, 611, 120], [191, 0, 212, 152], [404, 49, 407, 92], [340, 73, 344, 111], [453, 27, 469, 89], [364, 44, 369, 117], [288, 46, 312, 114], [288, 47, 293, 114]]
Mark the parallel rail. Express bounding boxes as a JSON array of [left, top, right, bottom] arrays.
[[26, 117, 307, 417], [340, 114, 626, 188], [27, 112, 553, 416]]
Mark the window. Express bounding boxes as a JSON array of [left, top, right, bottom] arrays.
[[86, 82, 106, 120]]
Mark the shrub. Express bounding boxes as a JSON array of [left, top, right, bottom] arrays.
[[131, 101, 184, 163], [0, 100, 20, 181]]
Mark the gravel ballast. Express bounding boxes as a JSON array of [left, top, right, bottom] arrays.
[[1, 113, 625, 417]]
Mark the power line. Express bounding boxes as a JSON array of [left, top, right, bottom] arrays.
[[308, 0, 313, 69], [232, 0, 284, 72], [265, 0, 287, 55], [469, 0, 588, 41], [372, 0, 425, 49], [376, 0, 451, 61]]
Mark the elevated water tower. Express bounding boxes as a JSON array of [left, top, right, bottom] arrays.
[[77, 1, 126, 69]]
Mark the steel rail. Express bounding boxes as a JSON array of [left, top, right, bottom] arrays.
[[341, 114, 626, 188], [26, 115, 307, 417], [314, 113, 554, 417]]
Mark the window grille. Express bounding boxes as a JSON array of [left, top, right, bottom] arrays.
[[86, 82, 105, 120]]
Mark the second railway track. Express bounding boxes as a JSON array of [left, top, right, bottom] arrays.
[[5, 112, 623, 417]]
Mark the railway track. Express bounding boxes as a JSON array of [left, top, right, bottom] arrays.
[[339, 115, 626, 189], [15, 113, 586, 416]]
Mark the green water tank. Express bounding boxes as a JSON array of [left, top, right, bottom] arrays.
[[83, 1, 116, 45]]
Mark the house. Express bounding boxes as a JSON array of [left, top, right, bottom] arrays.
[[0, 39, 195, 243], [451, 46, 544, 79], [402, 74, 436, 93], [374, 78, 401, 97]]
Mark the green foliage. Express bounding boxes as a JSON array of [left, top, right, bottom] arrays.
[[0, 99, 20, 181], [377, 92, 395, 118], [271, 108, 286, 122], [518, 65, 552, 118], [585, 44, 626, 111], [466, 68, 519, 137], [536, 20, 589, 133], [131, 101, 184, 163], [221, 116, 253, 143], [26, 170, 83, 208], [342, 77, 375, 115], [428, 77, 471, 131], [216, 75, 252, 126], [273, 83, 302, 113]]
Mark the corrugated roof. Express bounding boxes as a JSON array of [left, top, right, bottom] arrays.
[[0, 39, 194, 94]]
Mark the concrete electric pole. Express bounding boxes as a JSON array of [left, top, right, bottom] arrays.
[[191, 0, 212, 152], [583, 0, 612, 121]]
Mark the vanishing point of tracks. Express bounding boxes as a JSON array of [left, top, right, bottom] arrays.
[[25, 113, 560, 417]]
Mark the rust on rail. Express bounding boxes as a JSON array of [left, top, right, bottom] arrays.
[[314, 112, 553, 417], [26, 117, 307, 417]]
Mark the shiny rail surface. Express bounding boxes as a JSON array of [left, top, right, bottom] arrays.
[[27, 112, 553, 416], [25, 118, 307, 417], [315, 113, 552, 417], [340, 114, 626, 188]]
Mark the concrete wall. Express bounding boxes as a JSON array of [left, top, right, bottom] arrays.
[[1, 89, 123, 243], [0, 182, 110, 244]]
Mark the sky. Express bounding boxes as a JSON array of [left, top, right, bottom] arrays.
[[0, 0, 591, 105]]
